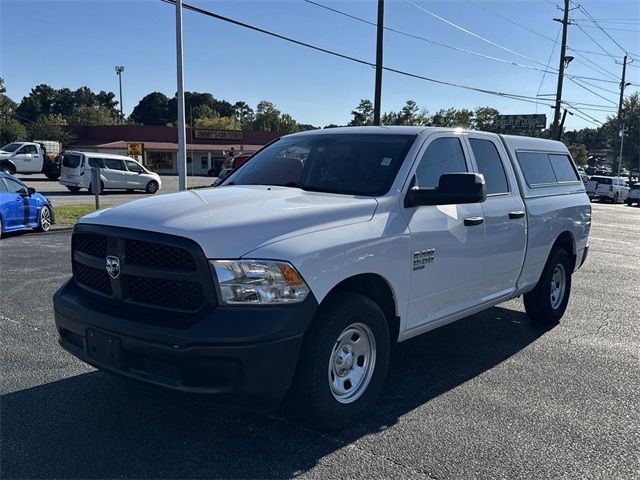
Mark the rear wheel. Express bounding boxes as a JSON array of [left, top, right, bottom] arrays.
[[288, 292, 390, 430], [45, 173, 60, 180], [36, 205, 52, 232], [145, 180, 159, 194], [524, 247, 573, 325], [66, 186, 81, 193], [1, 163, 15, 175]]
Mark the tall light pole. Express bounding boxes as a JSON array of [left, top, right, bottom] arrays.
[[115, 66, 125, 124], [175, 0, 187, 191]]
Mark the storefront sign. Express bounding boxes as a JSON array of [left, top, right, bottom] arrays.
[[193, 129, 243, 141], [147, 151, 173, 169], [492, 114, 547, 130], [127, 143, 144, 156]]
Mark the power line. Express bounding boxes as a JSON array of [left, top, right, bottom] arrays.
[[574, 23, 619, 61], [573, 2, 630, 54], [536, 26, 562, 113], [573, 23, 640, 33], [159, 0, 561, 109]]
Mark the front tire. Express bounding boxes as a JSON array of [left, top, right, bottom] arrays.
[[36, 205, 52, 232], [1, 163, 15, 175], [146, 180, 159, 194], [524, 247, 573, 325], [288, 292, 390, 430], [66, 186, 81, 193]]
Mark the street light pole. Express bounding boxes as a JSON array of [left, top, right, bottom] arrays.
[[175, 0, 187, 191], [615, 55, 628, 177], [115, 66, 125, 124]]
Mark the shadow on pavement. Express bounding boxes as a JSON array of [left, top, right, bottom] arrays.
[[1, 306, 550, 479]]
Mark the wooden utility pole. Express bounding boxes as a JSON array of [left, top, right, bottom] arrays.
[[616, 55, 627, 177], [373, 0, 384, 126], [551, 0, 570, 140]]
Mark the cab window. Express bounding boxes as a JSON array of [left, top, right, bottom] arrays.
[[0, 179, 8, 192], [18, 145, 38, 155], [4, 178, 27, 194], [103, 159, 126, 171], [88, 158, 105, 168], [415, 137, 467, 188], [469, 138, 509, 195], [125, 160, 144, 173]]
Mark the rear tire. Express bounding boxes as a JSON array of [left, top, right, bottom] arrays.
[[36, 205, 52, 232], [66, 186, 81, 193], [524, 247, 573, 325], [145, 180, 159, 194], [45, 173, 60, 180], [288, 292, 390, 430], [1, 163, 15, 175]]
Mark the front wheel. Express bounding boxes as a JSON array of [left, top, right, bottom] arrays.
[[288, 292, 390, 430], [1, 163, 15, 175], [524, 247, 573, 325], [145, 180, 159, 194], [66, 186, 81, 193], [36, 205, 52, 232]]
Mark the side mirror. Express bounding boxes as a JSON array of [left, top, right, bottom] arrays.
[[405, 173, 486, 207], [27, 187, 36, 196]]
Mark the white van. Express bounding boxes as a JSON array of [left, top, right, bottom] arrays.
[[59, 152, 162, 194]]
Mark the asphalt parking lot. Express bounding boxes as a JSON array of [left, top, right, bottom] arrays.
[[16, 173, 214, 206], [1, 202, 638, 479]]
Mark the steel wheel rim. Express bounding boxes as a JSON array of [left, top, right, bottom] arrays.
[[328, 322, 376, 404], [41, 207, 51, 231], [550, 263, 566, 310], [148, 182, 157, 193]]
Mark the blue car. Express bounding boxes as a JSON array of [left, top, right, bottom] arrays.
[[0, 172, 54, 239]]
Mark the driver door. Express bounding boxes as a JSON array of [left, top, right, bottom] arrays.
[[2, 177, 36, 228], [402, 134, 487, 332]]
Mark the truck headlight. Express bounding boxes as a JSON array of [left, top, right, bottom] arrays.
[[210, 260, 310, 305]]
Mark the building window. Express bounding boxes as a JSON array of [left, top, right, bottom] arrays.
[[201, 156, 208, 169], [147, 151, 173, 170]]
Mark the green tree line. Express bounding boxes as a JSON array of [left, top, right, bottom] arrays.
[[1, 79, 637, 170]]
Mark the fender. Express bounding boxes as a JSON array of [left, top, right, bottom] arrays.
[[0, 159, 17, 174]]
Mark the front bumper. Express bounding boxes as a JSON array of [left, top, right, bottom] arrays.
[[54, 279, 318, 403]]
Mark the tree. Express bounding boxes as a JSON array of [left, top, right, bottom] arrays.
[[28, 114, 73, 144], [15, 84, 58, 123], [0, 118, 28, 145], [130, 92, 170, 126], [568, 143, 588, 165], [233, 101, 255, 129], [472, 107, 499, 131], [194, 116, 237, 130], [253, 101, 282, 131], [349, 99, 374, 126], [600, 92, 639, 171], [279, 113, 298, 133], [69, 105, 116, 126]]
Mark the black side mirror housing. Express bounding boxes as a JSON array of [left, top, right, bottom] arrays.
[[405, 173, 486, 207], [27, 187, 36, 196]]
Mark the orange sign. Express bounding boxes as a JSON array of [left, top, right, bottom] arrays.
[[127, 143, 144, 156]]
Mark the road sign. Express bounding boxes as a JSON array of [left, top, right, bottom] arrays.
[[492, 114, 547, 131]]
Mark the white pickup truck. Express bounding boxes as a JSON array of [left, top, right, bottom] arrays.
[[0, 141, 62, 179], [585, 175, 629, 203], [53, 126, 591, 429]]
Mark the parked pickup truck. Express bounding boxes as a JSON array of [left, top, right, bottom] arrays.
[[0, 141, 62, 179], [53, 127, 590, 429]]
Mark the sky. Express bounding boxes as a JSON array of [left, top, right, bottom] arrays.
[[1, 0, 639, 130]]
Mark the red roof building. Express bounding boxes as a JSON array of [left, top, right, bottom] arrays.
[[67, 125, 280, 175]]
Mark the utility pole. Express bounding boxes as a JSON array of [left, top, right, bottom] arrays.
[[175, 0, 187, 191], [373, 0, 384, 126], [115, 66, 125, 124], [551, 0, 570, 141], [616, 55, 628, 177], [558, 108, 569, 140]]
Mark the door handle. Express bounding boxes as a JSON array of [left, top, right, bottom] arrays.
[[464, 216, 484, 226], [508, 211, 526, 219]]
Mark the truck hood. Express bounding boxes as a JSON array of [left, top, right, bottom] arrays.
[[0, 150, 13, 158], [79, 185, 378, 258]]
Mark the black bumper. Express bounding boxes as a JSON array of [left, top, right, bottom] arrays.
[[54, 279, 318, 403]]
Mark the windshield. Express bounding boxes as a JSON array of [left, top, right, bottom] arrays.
[[1, 143, 22, 153], [222, 133, 416, 196]]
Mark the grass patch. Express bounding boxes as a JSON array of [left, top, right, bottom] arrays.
[[54, 204, 97, 225]]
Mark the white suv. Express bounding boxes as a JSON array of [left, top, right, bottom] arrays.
[[585, 175, 629, 203], [626, 183, 640, 206], [60, 152, 162, 194]]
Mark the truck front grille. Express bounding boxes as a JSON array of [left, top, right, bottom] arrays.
[[70, 225, 216, 322]]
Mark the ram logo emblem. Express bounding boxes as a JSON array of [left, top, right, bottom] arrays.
[[106, 256, 121, 280]]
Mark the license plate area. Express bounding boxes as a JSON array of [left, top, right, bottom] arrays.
[[86, 329, 125, 368]]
